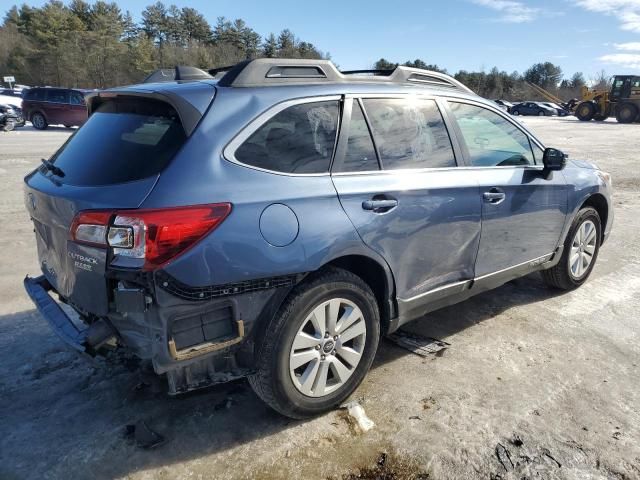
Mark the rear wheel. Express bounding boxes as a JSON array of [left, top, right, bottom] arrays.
[[31, 112, 48, 130], [542, 207, 601, 290], [248, 267, 380, 419], [538, 111, 545, 116], [575, 102, 595, 121], [615, 103, 638, 124]]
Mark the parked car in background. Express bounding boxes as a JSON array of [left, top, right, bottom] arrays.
[[22, 87, 88, 129], [510, 101, 555, 116], [23, 60, 613, 419], [540, 102, 570, 117], [0, 104, 21, 131], [0, 93, 25, 127], [493, 99, 514, 112]]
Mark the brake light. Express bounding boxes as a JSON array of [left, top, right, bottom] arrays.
[[70, 204, 232, 270]]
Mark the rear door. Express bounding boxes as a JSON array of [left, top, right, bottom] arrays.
[[68, 90, 88, 126], [45, 88, 70, 125], [444, 100, 568, 276], [331, 96, 481, 303], [24, 97, 191, 314]]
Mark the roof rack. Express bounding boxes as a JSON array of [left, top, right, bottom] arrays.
[[213, 58, 474, 93], [143, 66, 213, 83]]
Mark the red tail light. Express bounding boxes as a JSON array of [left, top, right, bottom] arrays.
[[70, 203, 232, 270]]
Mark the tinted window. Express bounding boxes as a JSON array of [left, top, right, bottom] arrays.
[[449, 102, 535, 167], [46, 89, 69, 104], [27, 89, 46, 101], [362, 98, 455, 170], [70, 91, 85, 105], [49, 98, 186, 186], [337, 100, 379, 172], [235, 101, 339, 174]]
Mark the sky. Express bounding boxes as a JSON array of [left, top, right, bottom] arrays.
[[6, 0, 640, 79]]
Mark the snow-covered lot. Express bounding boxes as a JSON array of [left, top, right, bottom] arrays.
[[1, 118, 639, 479]]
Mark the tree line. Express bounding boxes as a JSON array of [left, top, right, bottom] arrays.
[[1, 0, 605, 102], [374, 58, 601, 102], [0, 0, 327, 88]]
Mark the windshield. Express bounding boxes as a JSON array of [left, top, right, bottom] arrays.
[[50, 98, 186, 186]]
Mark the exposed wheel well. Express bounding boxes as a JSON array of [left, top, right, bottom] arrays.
[[581, 194, 608, 242], [323, 255, 394, 334]]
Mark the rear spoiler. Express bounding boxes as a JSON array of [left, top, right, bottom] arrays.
[[85, 81, 215, 137]]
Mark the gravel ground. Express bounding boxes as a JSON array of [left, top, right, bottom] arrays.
[[0, 118, 638, 480]]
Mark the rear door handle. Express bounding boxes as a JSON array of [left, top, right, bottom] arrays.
[[362, 198, 398, 212], [483, 188, 506, 204]]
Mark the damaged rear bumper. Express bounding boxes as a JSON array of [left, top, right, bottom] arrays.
[[23, 275, 115, 355]]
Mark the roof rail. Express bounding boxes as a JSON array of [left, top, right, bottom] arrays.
[[214, 58, 474, 93]]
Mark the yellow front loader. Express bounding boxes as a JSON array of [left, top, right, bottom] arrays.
[[575, 75, 640, 123]]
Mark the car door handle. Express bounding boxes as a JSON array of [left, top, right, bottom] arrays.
[[362, 198, 398, 212], [483, 188, 506, 204]]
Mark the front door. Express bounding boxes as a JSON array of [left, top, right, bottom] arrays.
[[445, 100, 568, 276], [331, 97, 482, 304]]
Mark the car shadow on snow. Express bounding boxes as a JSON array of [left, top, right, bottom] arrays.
[[0, 272, 562, 479]]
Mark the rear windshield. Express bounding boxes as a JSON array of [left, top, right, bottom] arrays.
[[49, 98, 186, 186]]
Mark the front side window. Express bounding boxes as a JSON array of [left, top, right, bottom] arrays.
[[234, 100, 339, 174], [448, 102, 535, 167], [362, 98, 456, 170]]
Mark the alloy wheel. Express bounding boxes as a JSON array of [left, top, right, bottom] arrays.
[[289, 297, 366, 397], [569, 220, 597, 279]]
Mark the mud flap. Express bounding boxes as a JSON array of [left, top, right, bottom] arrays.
[[24, 275, 114, 355]]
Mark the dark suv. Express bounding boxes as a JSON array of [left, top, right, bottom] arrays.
[[24, 60, 613, 418], [22, 87, 88, 129]]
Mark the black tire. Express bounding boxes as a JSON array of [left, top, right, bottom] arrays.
[[31, 112, 48, 130], [512, 109, 520, 116], [542, 207, 601, 290], [248, 267, 380, 419], [538, 110, 545, 116], [615, 103, 638, 124], [575, 102, 595, 121]]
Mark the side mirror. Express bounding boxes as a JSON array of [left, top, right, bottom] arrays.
[[542, 148, 567, 171]]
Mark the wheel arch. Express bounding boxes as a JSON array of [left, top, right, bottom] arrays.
[[581, 193, 609, 243], [29, 109, 48, 122], [322, 254, 397, 335]]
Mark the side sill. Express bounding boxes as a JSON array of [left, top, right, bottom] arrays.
[[395, 250, 561, 327]]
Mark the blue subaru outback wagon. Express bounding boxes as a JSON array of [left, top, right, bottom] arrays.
[[24, 59, 613, 418]]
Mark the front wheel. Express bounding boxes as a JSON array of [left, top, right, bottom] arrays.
[[249, 267, 380, 419], [538, 111, 545, 116], [512, 110, 520, 115], [542, 207, 601, 290]]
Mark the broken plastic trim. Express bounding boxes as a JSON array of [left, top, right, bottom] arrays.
[[156, 270, 300, 301], [168, 320, 245, 361]]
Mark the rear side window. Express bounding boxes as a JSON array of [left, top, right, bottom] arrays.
[[362, 98, 456, 170], [336, 100, 379, 172], [47, 89, 69, 104], [448, 102, 535, 166], [234, 100, 339, 174], [49, 98, 186, 186]]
